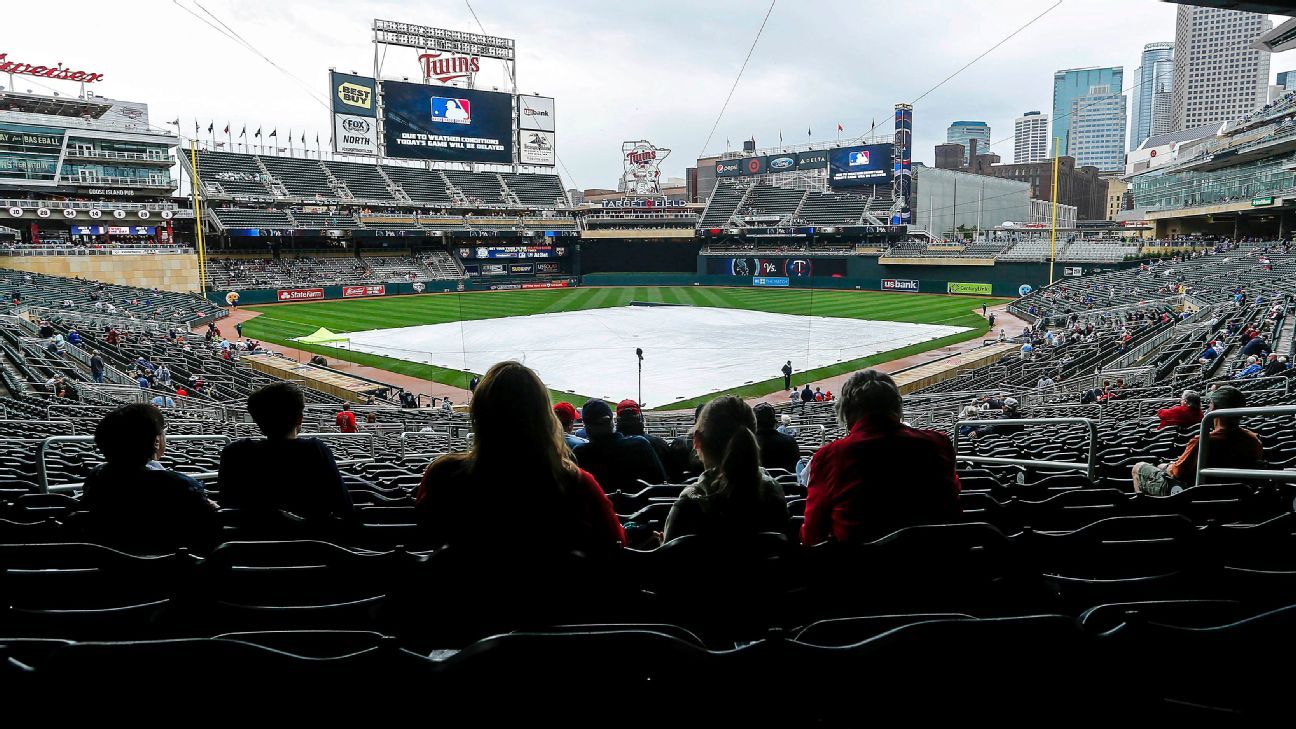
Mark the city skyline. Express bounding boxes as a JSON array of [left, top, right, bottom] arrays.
[[2, 1, 1293, 189]]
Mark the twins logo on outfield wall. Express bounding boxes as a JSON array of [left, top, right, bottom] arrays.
[[412, 282, 426, 293], [1018, 284, 1033, 297]]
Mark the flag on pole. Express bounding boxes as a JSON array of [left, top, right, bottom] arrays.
[[207, 122, 213, 134], [269, 129, 277, 138], [239, 126, 246, 138], [167, 118, 179, 127], [254, 128, 261, 138], [807, 127, 811, 138], [301, 131, 306, 144], [223, 123, 230, 134], [837, 123, 844, 132], [194, 120, 199, 135], [778, 130, 783, 144]]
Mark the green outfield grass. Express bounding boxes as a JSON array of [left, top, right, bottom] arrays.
[[241, 286, 1005, 409]]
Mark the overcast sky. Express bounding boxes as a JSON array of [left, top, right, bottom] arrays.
[[6, 1, 1294, 190]]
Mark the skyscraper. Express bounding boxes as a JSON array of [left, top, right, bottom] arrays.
[[946, 121, 990, 165], [1130, 42, 1174, 151], [1053, 67, 1123, 157], [1069, 85, 1127, 173], [1014, 111, 1049, 163], [1278, 70, 1296, 91], [1171, 6, 1272, 131]]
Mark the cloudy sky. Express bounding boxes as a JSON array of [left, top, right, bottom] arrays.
[[6, 0, 1294, 190]]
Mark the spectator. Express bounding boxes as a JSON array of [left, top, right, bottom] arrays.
[[414, 361, 624, 552], [136, 374, 150, 390], [155, 363, 171, 386], [662, 396, 788, 542], [574, 398, 667, 493], [66, 329, 82, 346], [1237, 356, 1264, 378], [150, 393, 176, 409], [777, 414, 798, 437], [175, 385, 188, 398], [814, 387, 825, 402], [440, 397, 453, 412], [553, 402, 587, 450], [616, 399, 674, 478], [799, 384, 815, 410], [1264, 353, 1289, 377], [1132, 386, 1263, 496], [218, 383, 355, 525], [469, 375, 480, 394], [37, 320, 55, 338], [665, 403, 706, 479], [802, 369, 961, 545], [78, 404, 217, 546], [969, 397, 1024, 438], [1240, 335, 1269, 359], [754, 402, 799, 474], [1157, 390, 1204, 430], [1199, 341, 1222, 364], [89, 350, 105, 384], [782, 361, 793, 390], [336, 403, 358, 433]]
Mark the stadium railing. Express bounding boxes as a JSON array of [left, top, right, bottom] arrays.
[[953, 417, 1099, 479], [1194, 405, 1296, 488], [0, 198, 182, 213]]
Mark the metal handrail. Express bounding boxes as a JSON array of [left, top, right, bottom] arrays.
[[1194, 405, 1296, 487], [299, 431, 376, 458], [37, 434, 232, 493], [953, 417, 1098, 479]]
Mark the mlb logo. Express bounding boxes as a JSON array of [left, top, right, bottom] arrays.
[[849, 150, 870, 166], [431, 97, 472, 124]]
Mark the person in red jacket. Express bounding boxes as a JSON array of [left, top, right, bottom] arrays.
[[335, 403, 358, 433], [415, 360, 624, 553], [1156, 390, 1203, 430], [802, 369, 961, 545]]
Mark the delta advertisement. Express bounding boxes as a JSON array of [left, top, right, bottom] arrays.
[[381, 80, 512, 164], [946, 282, 993, 295], [342, 284, 386, 298], [329, 71, 379, 156], [881, 278, 919, 292], [277, 288, 325, 302], [828, 143, 893, 187]]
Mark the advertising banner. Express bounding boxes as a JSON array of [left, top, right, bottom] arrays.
[[708, 257, 846, 277], [766, 153, 796, 172], [881, 278, 919, 292], [330, 71, 379, 156], [481, 263, 507, 275], [536, 261, 562, 274], [382, 81, 512, 163], [753, 277, 790, 287], [519, 129, 556, 166], [508, 263, 535, 274], [714, 159, 742, 177], [342, 284, 386, 298], [1064, 267, 1083, 277], [517, 95, 555, 132], [796, 150, 829, 170], [277, 288, 325, 302], [828, 143, 893, 187], [946, 282, 992, 295], [333, 114, 378, 156], [521, 280, 570, 289], [741, 156, 766, 176]]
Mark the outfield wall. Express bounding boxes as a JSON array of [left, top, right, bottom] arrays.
[[0, 253, 201, 293], [205, 277, 577, 306]]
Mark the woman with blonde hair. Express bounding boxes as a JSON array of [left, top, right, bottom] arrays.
[[414, 361, 624, 552], [662, 396, 788, 542]]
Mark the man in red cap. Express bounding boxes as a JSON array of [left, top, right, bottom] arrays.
[[553, 402, 587, 450], [615, 399, 674, 480]]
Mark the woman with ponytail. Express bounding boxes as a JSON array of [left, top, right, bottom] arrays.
[[662, 396, 788, 542]]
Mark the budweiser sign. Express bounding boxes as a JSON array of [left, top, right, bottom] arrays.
[[0, 53, 103, 83], [343, 284, 386, 298], [418, 52, 480, 84], [277, 288, 324, 302]]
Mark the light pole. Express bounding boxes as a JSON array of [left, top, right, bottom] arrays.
[[636, 347, 644, 407]]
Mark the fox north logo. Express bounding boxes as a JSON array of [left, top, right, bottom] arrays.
[[430, 97, 472, 124], [341, 118, 371, 134]]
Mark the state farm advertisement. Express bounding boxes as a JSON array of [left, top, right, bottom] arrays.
[[343, 284, 386, 298], [277, 288, 324, 302]]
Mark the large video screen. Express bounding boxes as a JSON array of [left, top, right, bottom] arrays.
[[381, 81, 513, 164], [829, 143, 893, 187], [706, 257, 847, 278]]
